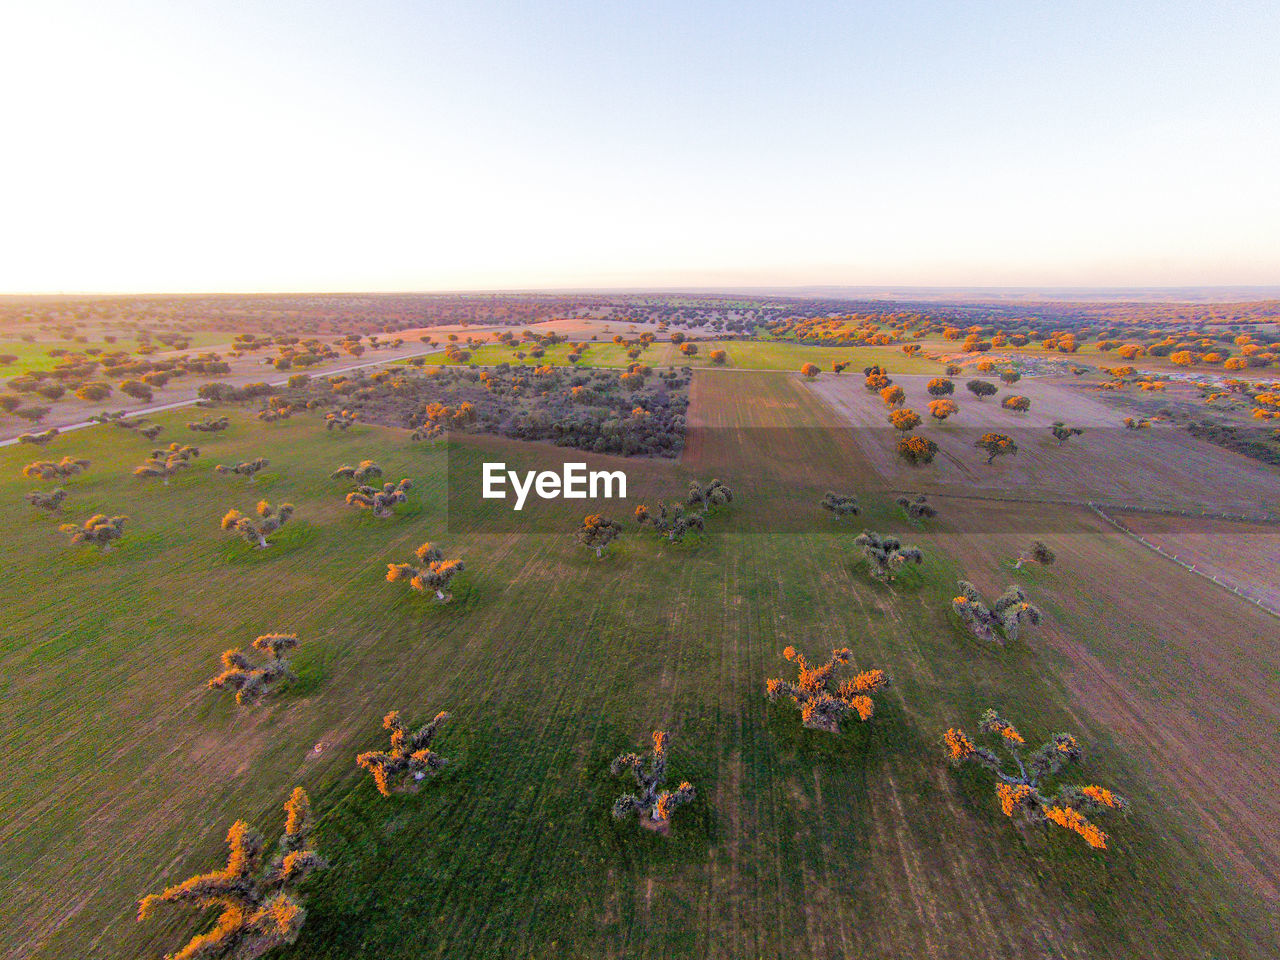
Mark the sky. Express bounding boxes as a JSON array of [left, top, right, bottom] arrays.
[[1, 0, 1278, 293]]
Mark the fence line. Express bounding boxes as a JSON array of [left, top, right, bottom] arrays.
[[1088, 502, 1280, 619]]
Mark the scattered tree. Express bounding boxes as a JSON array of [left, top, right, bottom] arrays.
[[854, 530, 923, 583], [208, 634, 299, 704], [188, 416, 230, 432], [926, 377, 955, 397], [952, 580, 1042, 643], [944, 710, 1128, 849], [331, 460, 382, 482], [975, 432, 1018, 464], [880, 385, 906, 408], [60, 513, 126, 550], [25, 488, 68, 513], [325, 409, 357, 431], [575, 513, 624, 557], [889, 408, 921, 431], [896, 494, 936, 520], [687, 477, 734, 511], [356, 710, 450, 796], [896, 435, 938, 466], [928, 398, 958, 421], [966, 379, 998, 400], [221, 501, 295, 549], [17, 428, 59, 447], [1014, 540, 1056, 569], [635, 501, 705, 542], [800, 362, 820, 379], [610, 730, 696, 831], [819, 491, 860, 518], [22, 456, 89, 480], [765, 646, 890, 733], [1001, 395, 1031, 413], [1050, 422, 1083, 445], [386, 542, 465, 601], [346, 478, 412, 518], [134, 444, 200, 485], [215, 458, 270, 481], [709, 349, 727, 365], [999, 369, 1022, 385], [137, 787, 325, 958]]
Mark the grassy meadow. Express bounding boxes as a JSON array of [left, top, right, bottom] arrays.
[[429, 338, 945, 375], [1, 369, 1277, 959]]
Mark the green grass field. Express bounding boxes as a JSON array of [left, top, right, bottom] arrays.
[[429, 339, 944, 375], [2, 370, 1277, 959], [0, 331, 234, 376]]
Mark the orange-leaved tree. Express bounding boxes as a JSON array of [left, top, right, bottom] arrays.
[[765, 646, 889, 733], [943, 710, 1128, 849], [896, 435, 938, 465], [137, 788, 325, 959], [975, 432, 1017, 464], [386, 542, 465, 601], [208, 634, 299, 705], [356, 710, 451, 796], [611, 730, 696, 831], [575, 513, 624, 557]]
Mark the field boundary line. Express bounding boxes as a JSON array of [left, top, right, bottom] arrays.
[[1089, 502, 1280, 619]]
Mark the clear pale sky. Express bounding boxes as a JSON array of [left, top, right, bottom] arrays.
[[2, 1, 1278, 293]]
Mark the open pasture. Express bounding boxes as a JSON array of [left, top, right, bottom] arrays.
[[1, 370, 1277, 959], [806, 372, 1280, 514]]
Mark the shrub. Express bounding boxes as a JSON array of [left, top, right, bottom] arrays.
[[134, 444, 200, 485], [188, 416, 230, 432], [687, 478, 734, 511], [1049, 422, 1083, 445], [636, 500, 705, 542], [17, 428, 59, 447], [331, 460, 382, 481], [1015, 540, 1056, 569], [22, 456, 89, 480]]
